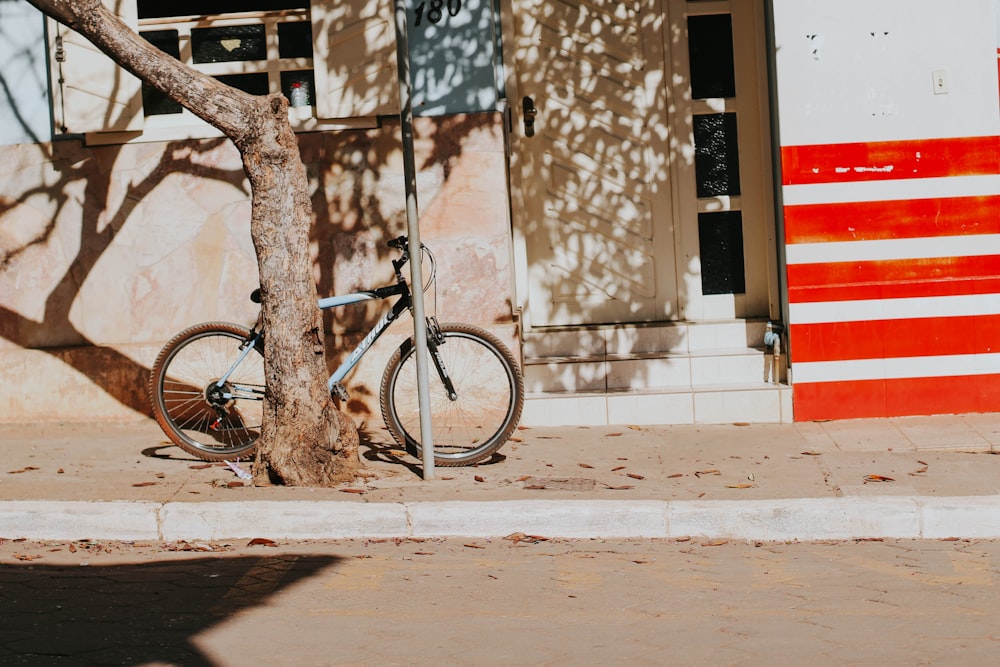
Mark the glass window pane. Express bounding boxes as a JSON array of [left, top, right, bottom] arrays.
[[280, 70, 315, 107], [278, 22, 313, 59], [215, 72, 270, 96], [687, 14, 735, 99], [694, 112, 741, 198], [141, 29, 180, 59], [139, 0, 307, 20], [192, 25, 266, 64], [140, 30, 183, 116], [698, 211, 745, 295]]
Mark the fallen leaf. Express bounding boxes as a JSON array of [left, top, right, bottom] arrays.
[[189, 464, 213, 470], [701, 539, 729, 547], [57, 469, 65, 474], [132, 482, 157, 487], [864, 474, 895, 483], [474, 475, 485, 483], [8, 466, 39, 474], [226, 481, 245, 488], [668, 473, 684, 479], [611, 466, 627, 472], [695, 469, 721, 478], [248, 538, 277, 547], [726, 483, 755, 489], [13, 554, 42, 561], [340, 488, 366, 494], [163, 541, 215, 552], [504, 532, 549, 544], [463, 543, 485, 549], [626, 473, 645, 480], [606, 432, 623, 437], [578, 463, 594, 469], [627, 425, 642, 430], [509, 437, 524, 443], [516, 475, 533, 482], [602, 484, 634, 490], [800, 451, 823, 456], [68, 544, 77, 553], [524, 477, 596, 491], [733, 422, 751, 426]]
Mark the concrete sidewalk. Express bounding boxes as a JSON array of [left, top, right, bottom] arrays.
[[2, 414, 1000, 542]]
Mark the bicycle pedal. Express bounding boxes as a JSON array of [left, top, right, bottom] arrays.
[[331, 383, 350, 402]]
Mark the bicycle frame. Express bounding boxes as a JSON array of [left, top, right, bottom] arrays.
[[321, 282, 411, 395], [211, 239, 453, 403]]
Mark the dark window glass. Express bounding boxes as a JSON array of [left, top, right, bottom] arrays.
[[138, 0, 307, 19], [280, 70, 316, 105], [694, 113, 741, 198], [698, 211, 745, 295], [140, 30, 183, 116], [278, 22, 313, 59], [192, 25, 266, 63], [215, 72, 270, 96], [688, 14, 736, 99], [141, 29, 180, 59]]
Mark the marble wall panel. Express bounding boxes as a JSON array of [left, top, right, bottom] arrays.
[[0, 111, 516, 422]]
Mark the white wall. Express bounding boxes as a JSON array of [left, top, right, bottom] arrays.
[[0, 2, 50, 145], [773, 0, 1000, 145]]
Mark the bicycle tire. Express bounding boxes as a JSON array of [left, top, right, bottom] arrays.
[[380, 323, 524, 466], [149, 322, 265, 461]]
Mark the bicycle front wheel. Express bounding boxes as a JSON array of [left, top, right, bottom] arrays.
[[149, 322, 265, 461], [380, 323, 524, 466]]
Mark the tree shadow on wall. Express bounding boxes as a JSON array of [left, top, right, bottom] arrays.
[[0, 133, 247, 416]]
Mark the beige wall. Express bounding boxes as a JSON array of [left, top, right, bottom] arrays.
[[0, 112, 517, 430]]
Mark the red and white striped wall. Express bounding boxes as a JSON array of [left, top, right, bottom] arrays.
[[773, 0, 1000, 420], [782, 138, 1000, 420]]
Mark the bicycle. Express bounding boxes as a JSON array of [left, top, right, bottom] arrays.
[[148, 236, 524, 467]]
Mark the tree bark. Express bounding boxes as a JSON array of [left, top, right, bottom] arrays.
[[29, 0, 359, 485]]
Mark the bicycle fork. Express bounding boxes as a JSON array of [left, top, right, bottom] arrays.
[[426, 317, 458, 401], [208, 329, 264, 430]]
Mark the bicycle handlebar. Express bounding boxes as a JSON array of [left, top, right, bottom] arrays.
[[249, 236, 430, 304]]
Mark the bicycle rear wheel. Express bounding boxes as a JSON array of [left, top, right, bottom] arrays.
[[380, 323, 524, 466], [149, 322, 264, 461]]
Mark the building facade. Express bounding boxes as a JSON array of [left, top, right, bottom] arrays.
[[0, 0, 998, 427]]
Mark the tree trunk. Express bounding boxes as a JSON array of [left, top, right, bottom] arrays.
[[240, 97, 360, 486], [29, 0, 359, 485]]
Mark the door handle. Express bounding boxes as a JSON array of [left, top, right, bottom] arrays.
[[522, 96, 537, 137]]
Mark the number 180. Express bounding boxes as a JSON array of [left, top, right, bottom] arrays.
[[413, 0, 462, 26]]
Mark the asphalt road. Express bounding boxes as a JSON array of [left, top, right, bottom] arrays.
[[2, 536, 999, 665]]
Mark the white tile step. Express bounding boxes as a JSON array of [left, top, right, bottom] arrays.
[[521, 383, 792, 426], [523, 348, 786, 393]]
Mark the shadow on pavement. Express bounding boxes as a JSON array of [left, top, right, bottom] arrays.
[[0, 551, 341, 665]]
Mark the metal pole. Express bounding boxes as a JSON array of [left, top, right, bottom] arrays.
[[393, 0, 434, 479]]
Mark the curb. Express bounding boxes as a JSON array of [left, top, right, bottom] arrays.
[[4, 496, 1000, 542]]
